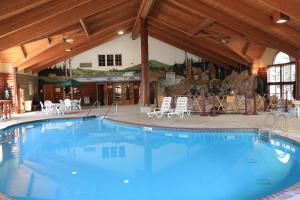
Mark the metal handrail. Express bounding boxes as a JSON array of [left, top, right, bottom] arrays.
[[84, 101, 99, 118], [103, 101, 118, 119], [259, 112, 288, 138], [272, 114, 288, 133], [259, 113, 276, 135]]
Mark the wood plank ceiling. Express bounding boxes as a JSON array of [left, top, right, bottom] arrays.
[[0, 0, 299, 72]]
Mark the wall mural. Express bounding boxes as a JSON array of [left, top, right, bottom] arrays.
[[38, 59, 265, 103]]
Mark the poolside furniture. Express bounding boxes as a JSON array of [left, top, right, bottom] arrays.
[[147, 97, 172, 118], [72, 99, 82, 111], [216, 95, 226, 111], [55, 103, 65, 116], [43, 100, 55, 115], [267, 95, 278, 111], [64, 99, 73, 112], [257, 94, 266, 111], [293, 100, 300, 118], [167, 97, 190, 118], [40, 101, 47, 115], [236, 95, 245, 112], [0, 100, 12, 120], [226, 95, 237, 113]]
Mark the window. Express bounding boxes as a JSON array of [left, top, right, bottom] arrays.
[[267, 52, 295, 100], [273, 52, 290, 65], [107, 54, 114, 66], [98, 55, 105, 66], [115, 54, 122, 66]]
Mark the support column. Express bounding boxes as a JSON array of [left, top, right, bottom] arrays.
[[13, 67, 19, 114], [296, 60, 300, 100], [140, 18, 149, 106]]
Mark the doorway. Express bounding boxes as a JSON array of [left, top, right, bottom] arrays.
[[97, 84, 105, 105], [107, 84, 114, 105]]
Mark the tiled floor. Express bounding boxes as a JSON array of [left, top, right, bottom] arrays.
[[1, 105, 300, 200]]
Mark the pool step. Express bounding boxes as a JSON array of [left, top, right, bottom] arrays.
[[259, 134, 270, 143]]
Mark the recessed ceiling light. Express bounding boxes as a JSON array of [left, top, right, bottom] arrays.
[[275, 18, 289, 24], [65, 49, 72, 52], [272, 11, 289, 24], [65, 38, 74, 43], [118, 30, 124, 35]]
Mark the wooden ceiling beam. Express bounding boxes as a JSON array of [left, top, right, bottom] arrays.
[[260, 0, 300, 22], [79, 18, 90, 37], [148, 17, 250, 65], [191, 18, 215, 36], [216, 0, 300, 47], [148, 25, 238, 66], [242, 42, 250, 55], [19, 19, 134, 71], [171, 0, 300, 59], [132, 0, 156, 39], [30, 34, 118, 73], [20, 45, 27, 59], [149, 31, 230, 68], [0, 0, 50, 21], [47, 38, 52, 46], [0, 0, 130, 52], [0, 0, 90, 38]]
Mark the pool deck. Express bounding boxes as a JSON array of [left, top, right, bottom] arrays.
[[1, 105, 300, 200]]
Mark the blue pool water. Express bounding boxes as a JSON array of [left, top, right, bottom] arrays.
[[0, 118, 300, 200]]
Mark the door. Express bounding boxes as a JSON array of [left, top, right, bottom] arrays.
[[133, 84, 139, 104], [97, 84, 105, 105], [107, 84, 114, 105], [43, 85, 55, 102]]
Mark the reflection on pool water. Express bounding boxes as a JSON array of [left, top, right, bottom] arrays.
[[0, 118, 300, 200]]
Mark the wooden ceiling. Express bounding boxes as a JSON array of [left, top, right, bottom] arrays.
[[0, 0, 300, 72]]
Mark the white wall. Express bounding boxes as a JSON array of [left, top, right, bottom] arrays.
[[0, 61, 13, 74], [69, 33, 202, 71]]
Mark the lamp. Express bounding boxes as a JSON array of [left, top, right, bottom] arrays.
[[272, 11, 289, 24]]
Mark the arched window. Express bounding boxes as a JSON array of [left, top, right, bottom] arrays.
[[273, 52, 290, 65], [267, 51, 295, 100]]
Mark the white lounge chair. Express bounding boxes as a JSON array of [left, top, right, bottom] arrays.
[[147, 97, 172, 118], [168, 97, 191, 118]]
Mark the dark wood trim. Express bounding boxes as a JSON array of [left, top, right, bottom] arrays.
[[140, 18, 149, 105]]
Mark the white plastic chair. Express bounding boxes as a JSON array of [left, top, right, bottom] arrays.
[[44, 100, 53, 115], [40, 101, 46, 115], [168, 97, 191, 118], [77, 99, 82, 110], [56, 103, 65, 116], [64, 99, 73, 112], [147, 97, 172, 118]]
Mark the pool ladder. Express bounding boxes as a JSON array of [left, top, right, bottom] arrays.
[[103, 101, 118, 119], [258, 112, 288, 140], [84, 100, 118, 119]]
